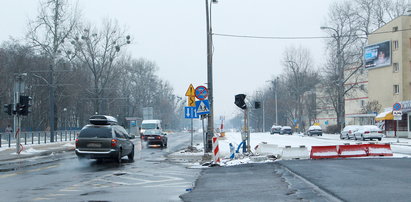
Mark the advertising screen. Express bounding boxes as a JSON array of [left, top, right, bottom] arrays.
[[364, 41, 391, 69]]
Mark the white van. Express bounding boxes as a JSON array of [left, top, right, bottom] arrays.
[[141, 120, 162, 133]]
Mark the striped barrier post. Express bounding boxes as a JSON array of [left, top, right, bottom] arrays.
[[212, 137, 220, 164]]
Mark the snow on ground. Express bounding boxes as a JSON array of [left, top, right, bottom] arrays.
[[173, 132, 411, 167]]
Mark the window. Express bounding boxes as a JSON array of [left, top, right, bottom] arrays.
[[393, 26, 398, 32], [393, 63, 399, 72], [360, 84, 365, 91], [360, 100, 365, 107], [394, 84, 400, 94], [393, 40, 399, 50]]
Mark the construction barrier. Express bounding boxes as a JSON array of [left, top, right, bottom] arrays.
[[212, 137, 220, 164], [281, 146, 310, 160], [254, 143, 283, 157], [338, 144, 368, 158], [310, 145, 339, 159], [366, 144, 393, 156]]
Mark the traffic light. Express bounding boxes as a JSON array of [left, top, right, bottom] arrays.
[[3, 104, 12, 116], [255, 101, 261, 109], [19, 95, 32, 116], [234, 94, 247, 109]]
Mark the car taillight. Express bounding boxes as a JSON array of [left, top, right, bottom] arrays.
[[75, 139, 79, 148], [348, 130, 352, 134], [111, 139, 118, 147], [364, 131, 370, 134], [378, 131, 383, 133], [156, 136, 162, 140]]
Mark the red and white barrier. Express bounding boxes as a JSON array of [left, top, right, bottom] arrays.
[[310, 145, 339, 159], [338, 144, 367, 158], [366, 144, 393, 156], [212, 137, 220, 164], [310, 144, 393, 159]]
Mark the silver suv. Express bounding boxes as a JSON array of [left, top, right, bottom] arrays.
[[75, 115, 135, 163]]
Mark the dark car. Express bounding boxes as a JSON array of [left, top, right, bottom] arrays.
[[144, 129, 168, 148], [280, 126, 292, 135], [306, 125, 323, 136], [75, 115, 135, 163]]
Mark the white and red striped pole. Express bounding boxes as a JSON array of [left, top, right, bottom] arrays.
[[212, 136, 220, 164]]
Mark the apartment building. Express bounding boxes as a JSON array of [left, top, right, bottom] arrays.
[[367, 15, 411, 138]]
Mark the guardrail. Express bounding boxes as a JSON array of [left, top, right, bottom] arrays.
[[0, 130, 80, 148]]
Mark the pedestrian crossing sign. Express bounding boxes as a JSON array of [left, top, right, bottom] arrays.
[[195, 100, 210, 115]]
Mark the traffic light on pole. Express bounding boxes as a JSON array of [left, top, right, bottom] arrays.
[[234, 94, 247, 110], [19, 95, 32, 116], [3, 104, 12, 116]]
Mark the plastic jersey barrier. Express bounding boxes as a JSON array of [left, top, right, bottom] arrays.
[[310, 145, 339, 159], [366, 144, 393, 156], [338, 144, 368, 158]]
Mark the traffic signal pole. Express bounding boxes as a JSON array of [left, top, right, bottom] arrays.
[[14, 74, 26, 154]]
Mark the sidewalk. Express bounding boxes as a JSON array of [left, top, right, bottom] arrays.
[[0, 141, 75, 172]]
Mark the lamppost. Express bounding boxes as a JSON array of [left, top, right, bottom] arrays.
[[205, 0, 218, 152]]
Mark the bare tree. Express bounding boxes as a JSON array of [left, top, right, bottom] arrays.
[[282, 46, 319, 132], [26, 0, 80, 141], [72, 19, 130, 114]]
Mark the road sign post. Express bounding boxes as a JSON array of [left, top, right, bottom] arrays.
[[185, 84, 197, 149], [393, 103, 402, 143]]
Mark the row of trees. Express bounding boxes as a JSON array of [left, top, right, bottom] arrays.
[[0, 0, 185, 131], [231, 0, 407, 132]]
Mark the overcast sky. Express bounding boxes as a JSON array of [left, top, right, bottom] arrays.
[[0, 0, 336, 120]]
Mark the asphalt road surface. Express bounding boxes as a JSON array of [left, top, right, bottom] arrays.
[[0, 132, 202, 202]]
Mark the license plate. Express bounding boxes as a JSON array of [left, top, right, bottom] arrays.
[[87, 143, 101, 148], [147, 137, 155, 140]]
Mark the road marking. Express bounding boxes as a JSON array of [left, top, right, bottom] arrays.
[[0, 164, 58, 179]]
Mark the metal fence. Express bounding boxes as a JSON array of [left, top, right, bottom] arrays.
[[0, 130, 80, 148]]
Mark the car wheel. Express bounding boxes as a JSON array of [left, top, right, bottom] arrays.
[[164, 141, 168, 148], [340, 135, 344, 139], [361, 135, 365, 141], [116, 149, 122, 164], [128, 147, 134, 161], [378, 138, 382, 141]]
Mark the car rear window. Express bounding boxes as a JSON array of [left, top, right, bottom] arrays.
[[79, 126, 112, 138]]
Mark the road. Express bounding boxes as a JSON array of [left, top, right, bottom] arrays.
[[0, 132, 202, 202]]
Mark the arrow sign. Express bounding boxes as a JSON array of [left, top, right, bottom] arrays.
[[185, 106, 199, 119], [195, 100, 210, 115], [185, 84, 195, 97]]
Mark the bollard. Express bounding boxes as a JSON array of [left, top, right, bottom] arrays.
[[32, 132, 34, 144], [60, 131, 62, 142], [0, 133, 2, 147], [25, 133, 27, 145], [8, 133, 11, 147], [65, 131, 67, 141], [38, 132, 40, 144], [44, 132, 46, 144], [69, 131, 71, 141]]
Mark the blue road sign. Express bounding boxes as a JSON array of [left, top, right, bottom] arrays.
[[185, 107, 199, 119], [195, 100, 210, 115], [195, 86, 208, 100], [393, 103, 402, 111]]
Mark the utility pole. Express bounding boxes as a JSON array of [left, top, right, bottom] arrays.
[[49, 64, 55, 142], [205, 0, 214, 153]]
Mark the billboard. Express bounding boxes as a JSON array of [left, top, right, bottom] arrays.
[[364, 41, 391, 69]]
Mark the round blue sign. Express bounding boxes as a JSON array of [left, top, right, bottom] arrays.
[[393, 103, 402, 111], [195, 86, 208, 100]]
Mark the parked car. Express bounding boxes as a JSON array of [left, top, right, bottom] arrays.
[[340, 125, 361, 140], [280, 126, 292, 135], [270, 125, 282, 134], [353, 125, 383, 141], [75, 115, 135, 163], [144, 129, 168, 148], [306, 125, 322, 136]]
